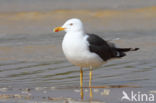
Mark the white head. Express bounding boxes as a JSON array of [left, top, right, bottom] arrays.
[[53, 18, 84, 33]]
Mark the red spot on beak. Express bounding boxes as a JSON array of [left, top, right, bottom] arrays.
[[55, 29, 59, 32]]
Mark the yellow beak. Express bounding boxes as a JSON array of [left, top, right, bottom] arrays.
[[53, 27, 65, 32]]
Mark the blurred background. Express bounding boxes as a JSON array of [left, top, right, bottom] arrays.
[[0, 0, 156, 35], [1, 0, 156, 12], [0, 0, 156, 102]]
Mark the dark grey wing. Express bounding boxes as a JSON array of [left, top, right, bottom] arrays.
[[87, 33, 123, 61]]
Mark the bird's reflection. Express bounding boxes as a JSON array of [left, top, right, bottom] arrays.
[[80, 86, 84, 100], [79, 84, 139, 101], [89, 87, 93, 101], [80, 87, 93, 101]]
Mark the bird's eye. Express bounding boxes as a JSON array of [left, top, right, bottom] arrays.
[[69, 23, 73, 26]]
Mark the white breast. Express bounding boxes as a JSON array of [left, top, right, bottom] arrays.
[[62, 32, 103, 68]]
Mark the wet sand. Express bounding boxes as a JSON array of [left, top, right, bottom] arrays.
[[0, 6, 156, 34]]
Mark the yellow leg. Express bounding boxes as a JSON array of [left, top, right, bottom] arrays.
[[80, 67, 84, 100], [89, 66, 93, 99]]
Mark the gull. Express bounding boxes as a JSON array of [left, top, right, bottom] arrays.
[[53, 18, 139, 99]]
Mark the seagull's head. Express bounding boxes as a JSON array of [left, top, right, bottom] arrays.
[[53, 18, 84, 33]]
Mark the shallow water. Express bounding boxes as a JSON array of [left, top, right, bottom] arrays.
[[0, 57, 156, 88], [0, 31, 156, 103]]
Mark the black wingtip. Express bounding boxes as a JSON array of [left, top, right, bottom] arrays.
[[131, 48, 139, 51]]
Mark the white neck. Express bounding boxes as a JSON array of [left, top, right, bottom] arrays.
[[66, 30, 85, 37]]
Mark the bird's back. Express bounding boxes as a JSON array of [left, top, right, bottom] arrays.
[[87, 33, 139, 61]]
